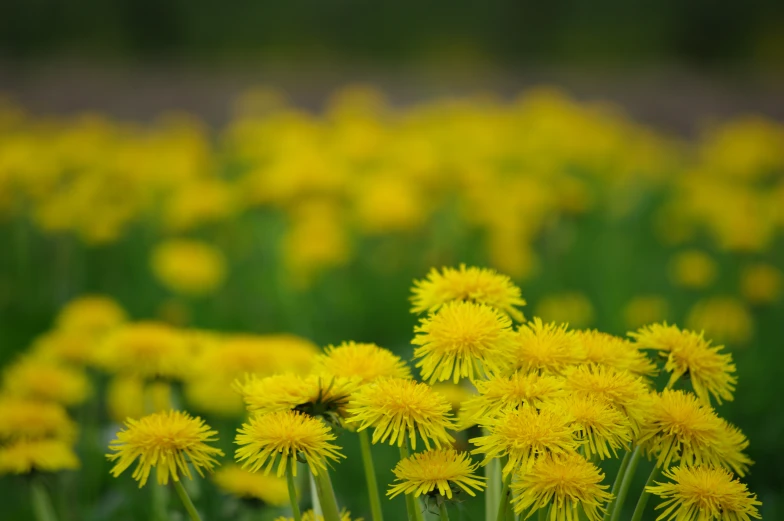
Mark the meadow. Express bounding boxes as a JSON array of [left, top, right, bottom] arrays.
[[0, 86, 781, 521]]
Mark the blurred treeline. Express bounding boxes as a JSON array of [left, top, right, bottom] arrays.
[[2, 0, 784, 67]]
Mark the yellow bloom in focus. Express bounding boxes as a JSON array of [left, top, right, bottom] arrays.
[[630, 323, 736, 405], [0, 397, 76, 441], [107, 410, 223, 487], [685, 297, 754, 345], [534, 292, 595, 329], [55, 295, 127, 335], [275, 510, 357, 521], [151, 239, 227, 296], [411, 264, 526, 321], [388, 449, 486, 499], [96, 321, 192, 380], [315, 341, 411, 384], [511, 452, 613, 521], [623, 295, 670, 330], [577, 330, 657, 376], [740, 263, 783, 304], [669, 250, 718, 289], [509, 318, 584, 374], [459, 371, 565, 428], [563, 364, 652, 436], [412, 300, 515, 384], [0, 438, 80, 475], [470, 404, 577, 476], [647, 466, 761, 521], [638, 390, 751, 476], [2, 356, 91, 406], [235, 410, 344, 477], [347, 377, 455, 450], [557, 395, 632, 459], [213, 464, 289, 506]]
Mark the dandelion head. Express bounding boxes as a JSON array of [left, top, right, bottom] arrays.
[[510, 318, 584, 374], [0, 396, 77, 441], [315, 341, 411, 383], [0, 438, 80, 475], [577, 329, 657, 376], [55, 295, 127, 335], [235, 410, 345, 477], [556, 395, 632, 460], [2, 356, 91, 406], [388, 449, 486, 500], [150, 239, 227, 297]]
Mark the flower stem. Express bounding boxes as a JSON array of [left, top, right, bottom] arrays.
[[287, 458, 302, 521], [312, 469, 342, 521], [484, 429, 501, 521], [31, 479, 58, 521], [537, 506, 546, 521], [496, 473, 511, 521], [602, 449, 632, 521], [151, 481, 169, 521], [630, 465, 661, 521], [609, 447, 642, 521], [173, 480, 202, 521], [439, 500, 450, 521], [399, 443, 424, 521], [359, 430, 384, 521]]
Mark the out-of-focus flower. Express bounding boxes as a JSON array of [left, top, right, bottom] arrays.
[[740, 263, 783, 304], [686, 296, 754, 345], [150, 239, 227, 297], [623, 295, 669, 330], [534, 293, 595, 329], [213, 464, 289, 505], [2, 356, 91, 406], [0, 396, 76, 441], [669, 250, 718, 289], [0, 438, 80, 475], [55, 295, 127, 336]]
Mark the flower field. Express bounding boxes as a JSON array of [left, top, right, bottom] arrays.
[[0, 86, 782, 521]]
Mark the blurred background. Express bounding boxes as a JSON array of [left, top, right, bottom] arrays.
[[1, 2, 783, 520]]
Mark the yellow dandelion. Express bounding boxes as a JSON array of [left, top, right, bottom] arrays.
[[346, 377, 455, 450], [459, 371, 565, 428], [412, 300, 515, 384], [107, 410, 224, 487], [556, 395, 633, 459], [2, 356, 91, 406], [740, 263, 782, 304], [509, 317, 584, 374], [95, 321, 193, 380], [0, 396, 77, 441], [630, 323, 737, 405], [0, 438, 80, 475], [638, 390, 751, 476], [213, 464, 290, 506], [511, 452, 613, 521], [150, 239, 227, 296], [388, 449, 486, 499], [470, 404, 578, 476], [669, 250, 718, 289], [647, 466, 761, 521], [314, 341, 411, 383], [235, 410, 345, 477], [563, 364, 652, 436], [55, 294, 127, 335], [275, 510, 358, 521], [577, 330, 657, 376], [411, 264, 526, 321], [31, 329, 98, 366]]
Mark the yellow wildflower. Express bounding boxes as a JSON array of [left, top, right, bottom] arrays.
[[150, 239, 227, 296], [314, 341, 411, 383], [0, 438, 80, 475], [0, 396, 76, 441], [556, 395, 632, 459], [2, 356, 91, 406], [509, 318, 584, 374], [577, 329, 657, 376], [55, 295, 127, 335], [388, 449, 486, 499]]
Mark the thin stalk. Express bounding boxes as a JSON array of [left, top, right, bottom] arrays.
[[310, 472, 322, 517], [630, 465, 661, 521], [485, 430, 501, 521], [312, 469, 341, 521], [173, 480, 202, 521], [399, 443, 424, 521], [439, 501, 450, 521], [151, 481, 169, 521], [496, 474, 511, 521], [359, 430, 384, 521], [602, 449, 632, 521], [30, 480, 58, 521], [537, 506, 546, 521], [287, 459, 302, 521], [609, 447, 642, 521]]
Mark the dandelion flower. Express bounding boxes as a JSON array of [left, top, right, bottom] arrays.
[[3, 356, 91, 406], [314, 341, 411, 383], [31, 330, 98, 366], [411, 264, 526, 321], [347, 377, 455, 450], [577, 330, 657, 376], [509, 318, 584, 374], [388, 449, 486, 499], [0, 397, 76, 441], [235, 410, 345, 477], [459, 371, 565, 428], [638, 390, 751, 476], [213, 464, 290, 506], [630, 323, 737, 405], [275, 510, 357, 521], [412, 300, 515, 384], [511, 452, 613, 521], [647, 466, 761, 521], [107, 410, 223, 487], [556, 395, 632, 459], [0, 438, 80, 475], [470, 404, 577, 475], [55, 295, 127, 335], [150, 239, 227, 296]]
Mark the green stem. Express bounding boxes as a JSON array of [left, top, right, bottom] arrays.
[[485, 429, 501, 521], [173, 480, 202, 521], [537, 505, 546, 521], [287, 458, 302, 521], [399, 443, 424, 521], [496, 474, 511, 521], [630, 465, 661, 521], [151, 481, 169, 521], [31, 480, 58, 521], [359, 430, 384, 521], [609, 447, 642, 521], [312, 469, 341, 521], [602, 450, 632, 521], [439, 500, 450, 521]]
